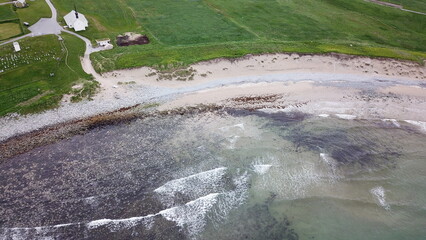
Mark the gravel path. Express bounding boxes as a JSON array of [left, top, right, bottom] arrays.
[[365, 0, 426, 15]]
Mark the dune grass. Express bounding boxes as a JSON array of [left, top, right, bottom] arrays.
[[0, 34, 92, 116]]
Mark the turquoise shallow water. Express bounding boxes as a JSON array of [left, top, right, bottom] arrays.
[[1, 110, 425, 239]]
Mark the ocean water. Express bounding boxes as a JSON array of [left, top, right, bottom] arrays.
[[1, 110, 426, 240]]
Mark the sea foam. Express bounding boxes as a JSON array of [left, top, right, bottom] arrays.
[[252, 164, 272, 175], [335, 114, 357, 120], [370, 186, 391, 210], [154, 167, 227, 207], [382, 119, 401, 128], [405, 120, 426, 133]]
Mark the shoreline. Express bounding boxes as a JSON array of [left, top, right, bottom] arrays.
[[1, 53, 426, 144]]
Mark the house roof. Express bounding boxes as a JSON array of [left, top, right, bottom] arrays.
[[64, 10, 88, 27], [73, 19, 87, 31]]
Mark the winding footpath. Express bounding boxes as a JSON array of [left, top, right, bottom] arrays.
[[365, 0, 426, 15]]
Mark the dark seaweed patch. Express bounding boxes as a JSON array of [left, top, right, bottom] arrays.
[[228, 109, 308, 126], [286, 126, 399, 168]]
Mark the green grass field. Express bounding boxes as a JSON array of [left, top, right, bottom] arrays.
[[50, 0, 426, 73], [0, 34, 92, 116], [0, 5, 22, 41], [0, 22, 22, 40], [52, 0, 139, 41], [0, 4, 17, 21], [382, 0, 426, 12], [15, 0, 51, 25]]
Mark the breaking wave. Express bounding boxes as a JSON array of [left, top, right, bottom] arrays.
[[370, 186, 391, 210]]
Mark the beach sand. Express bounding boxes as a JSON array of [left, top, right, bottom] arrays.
[[94, 53, 426, 119], [1, 53, 426, 145]]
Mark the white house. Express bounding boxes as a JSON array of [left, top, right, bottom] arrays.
[[13, 42, 21, 52], [13, 0, 26, 8], [64, 10, 88, 32]]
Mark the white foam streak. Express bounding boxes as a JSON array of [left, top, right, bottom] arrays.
[[320, 153, 338, 179], [2, 169, 251, 239], [160, 193, 220, 238], [87, 214, 155, 231], [382, 119, 401, 127], [210, 173, 249, 226], [318, 114, 330, 118], [405, 120, 426, 132], [227, 135, 240, 149], [252, 164, 272, 175], [370, 186, 391, 210], [218, 123, 245, 132], [335, 114, 357, 120], [154, 167, 227, 207]]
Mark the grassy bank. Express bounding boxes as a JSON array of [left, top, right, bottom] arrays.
[[0, 34, 92, 116], [52, 0, 425, 72], [91, 40, 426, 73]]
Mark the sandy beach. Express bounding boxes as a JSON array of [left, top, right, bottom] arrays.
[[1, 53, 426, 144], [96, 53, 425, 93], [95, 52, 426, 119]]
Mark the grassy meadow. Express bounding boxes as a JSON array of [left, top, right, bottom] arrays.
[[0, 4, 17, 21], [0, 5, 22, 41], [0, 0, 51, 41], [0, 34, 92, 116], [382, 0, 426, 12], [49, 0, 425, 72], [15, 0, 51, 25]]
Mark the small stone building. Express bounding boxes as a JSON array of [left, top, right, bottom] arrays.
[[96, 39, 111, 47]]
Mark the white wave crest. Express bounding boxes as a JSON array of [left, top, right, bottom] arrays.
[[154, 167, 227, 207], [87, 214, 155, 232], [252, 164, 272, 175], [210, 172, 249, 226], [160, 193, 220, 239], [335, 114, 357, 120], [2, 169, 250, 239], [382, 119, 401, 128], [370, 186, 390, 210], [405, 120, 426, 133]]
